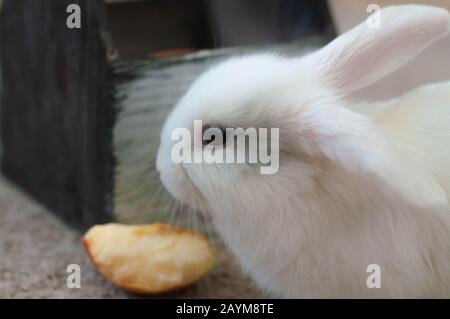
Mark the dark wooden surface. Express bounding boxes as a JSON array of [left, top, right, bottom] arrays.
[[107, 0, 214, 60], [0, 0, 115, 230]]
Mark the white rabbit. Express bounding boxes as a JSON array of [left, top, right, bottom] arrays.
[[157, 5, 450, 298]]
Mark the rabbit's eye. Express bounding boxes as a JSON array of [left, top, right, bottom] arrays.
[[202, 124, 227, 146]]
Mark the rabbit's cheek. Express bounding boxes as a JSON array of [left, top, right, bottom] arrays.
[[159, 165, 191, 205]]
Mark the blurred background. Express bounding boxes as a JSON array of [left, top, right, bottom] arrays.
[[104, 0, 333, 59], [95, 0, 450, 100], [0, 0, 449, 299]]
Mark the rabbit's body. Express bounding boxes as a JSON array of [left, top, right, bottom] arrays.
[[209, 162, 450, 298], [157, 5, 450, 298], [210, 81, 450, 298], [363, 82, 450, 197]]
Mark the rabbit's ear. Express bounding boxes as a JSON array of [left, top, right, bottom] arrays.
[[307, 5, 450, 93], [293, 105, 448, 210]]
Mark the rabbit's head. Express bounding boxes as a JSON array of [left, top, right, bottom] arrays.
[[157, 5, 450, 218]]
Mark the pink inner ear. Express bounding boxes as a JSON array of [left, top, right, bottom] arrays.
[[316, 5, 450, 93]]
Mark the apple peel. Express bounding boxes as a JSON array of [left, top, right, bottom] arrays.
[[82, 223, 215, 294]]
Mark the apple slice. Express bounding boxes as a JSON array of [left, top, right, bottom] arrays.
[[82, 223, 215, 294]]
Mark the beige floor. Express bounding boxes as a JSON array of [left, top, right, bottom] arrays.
[[0, 176, 262, 298]]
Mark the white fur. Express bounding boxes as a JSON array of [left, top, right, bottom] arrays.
[[157, 5, 450, 298]]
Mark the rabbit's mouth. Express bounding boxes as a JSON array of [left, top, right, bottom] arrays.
[[158, 161, 211, 216]]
